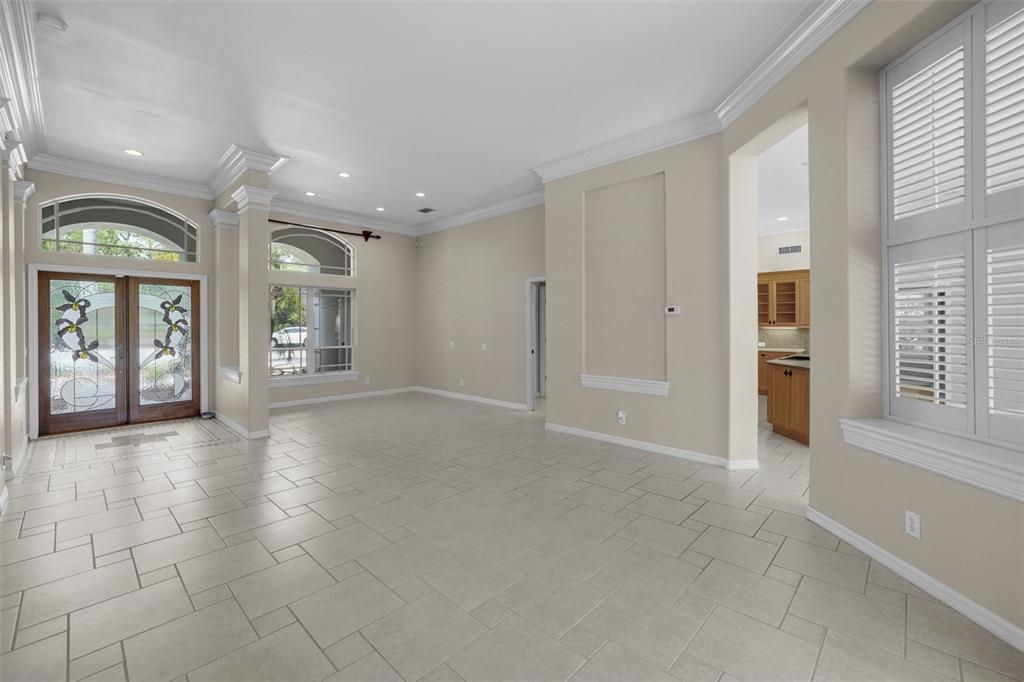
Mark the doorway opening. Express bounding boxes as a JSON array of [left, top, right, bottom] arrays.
[[728, 106, 810, 484], [36, 270, 201, 435], [527, 277, 546, 413]]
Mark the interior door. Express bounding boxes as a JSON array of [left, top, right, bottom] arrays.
[[40, 272, 127, 435], [39, 272, 200, 435], [129, 278, 200, 423]]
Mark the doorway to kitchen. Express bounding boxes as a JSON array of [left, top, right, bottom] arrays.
[[527, 277, 546, 413], [36, 270, 201, 435]]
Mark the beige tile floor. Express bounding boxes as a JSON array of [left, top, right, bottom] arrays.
[[1, 393, 1021, 682]]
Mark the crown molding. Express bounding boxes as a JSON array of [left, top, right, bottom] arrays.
[[532, 112, 722, 184], [416, 190, 545, 235], [231, 184, 276, 211], [715, 0, 871, 128], [0, 0, 45, 174], [207, 144, 289, 199], [29, 153, 215, 199], [208, 207, 239, 230], [270, 198, 418, 237], [12, 178, 33, 204]]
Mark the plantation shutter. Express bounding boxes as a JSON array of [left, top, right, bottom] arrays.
[[890, 233, 972, 431], [975, 222, 1024, 445], [887, 24, 968, 242], [982, 3, 1024, 218]]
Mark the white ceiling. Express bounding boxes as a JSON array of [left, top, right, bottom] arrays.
[[757, 123, 809, 235], [31, 0, 816, 227]]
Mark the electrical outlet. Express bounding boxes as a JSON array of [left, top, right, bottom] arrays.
[[459, 377, 464, 387], [905, 510, 921, 539], [364, 377, 370, 385], [481, 342, 488, 351], [449, 340, 456, 350], [616, 410, 626, 425]]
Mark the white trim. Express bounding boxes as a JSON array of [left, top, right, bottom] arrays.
[[208, 208, 239, 230], [29, 154, 214, 200], [544, 422, 726, 467], [715, 0, 872, 127], [13, 375, 27, 402], [726, 459, 761, 471], [580, 374, 669, 397], [417, 191, 545, 234], [271, 199, 417, 237], [217, 366, 242, 384], [8, 430, 28, 480], [270, 371, 359, 388], [839, 418, 1024, 503], [12, 179, 34, 204], [806, 506, 1024, 652], [0, 486, 8, 514], [412, 387, 528, 411], [214, 412, 270, 440], [207, 144, 288, 198], [27, 263, 210, 439], [0, 0, 44, 173], [270, 386, 415, 409], [532, 112, 722, 183], [231, 185, 277, 211]]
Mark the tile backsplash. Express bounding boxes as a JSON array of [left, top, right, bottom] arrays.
[[759, 327, 811, 353]]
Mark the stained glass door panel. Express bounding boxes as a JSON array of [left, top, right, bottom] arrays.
[[129, 278, 200, 422], [39, 273, 126, 434]]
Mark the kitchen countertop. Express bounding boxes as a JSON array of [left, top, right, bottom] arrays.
[[758, 347, 805, 353], [767, 356, 811, 369]]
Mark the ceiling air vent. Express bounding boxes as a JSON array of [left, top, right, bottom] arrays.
[[778, 245, 802, 255], [417, 207, 435, 214]]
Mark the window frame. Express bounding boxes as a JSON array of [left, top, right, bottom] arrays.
[[880, 0, 1024, 452], [39, 194, 201, 263], [268, 284, 358, 386], [268, 225, 355, 277]]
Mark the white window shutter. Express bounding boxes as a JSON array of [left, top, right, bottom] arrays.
[[975, 222, 1024, 445], [889, 233, 972, 431], [982, 3, 1024, 219], [886, 23, 969, 242]]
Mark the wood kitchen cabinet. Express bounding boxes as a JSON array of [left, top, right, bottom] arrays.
[[757, 351, 789, 395], [758, 269, 810, 328], [767, 362, 810, 444]]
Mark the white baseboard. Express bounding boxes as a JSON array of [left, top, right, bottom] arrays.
[[410, 387, 528, 411], [214, 413, 270, 440], [544, 422, 727, 468], [270, 387, 415, 409], [806, 507, 1024, 652], [726, 459, 761, 471]]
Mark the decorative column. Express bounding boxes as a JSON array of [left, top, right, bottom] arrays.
[[209, 208, 240, 380], [230, 185, 276, 437], [0, 144, 14, 473]]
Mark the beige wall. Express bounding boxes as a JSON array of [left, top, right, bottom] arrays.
[[758, 230, 810, 271], [546, 0, 1022, 629], [415, 206, 545, 406], [546, 134, 728, 458], [268, 212, 419, 407]]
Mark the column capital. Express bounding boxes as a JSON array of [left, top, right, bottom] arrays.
[[209, 208, 240, 230], [13, 180, 35, 205], [231, 185, 276, 211]]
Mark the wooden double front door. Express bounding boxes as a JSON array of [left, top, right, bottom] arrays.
[[38, 272, 200, 435]]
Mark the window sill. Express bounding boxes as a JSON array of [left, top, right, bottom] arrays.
[[579, 374, 669, 396], [839, 418, 1024, 503], [270, 371, 359, 388]]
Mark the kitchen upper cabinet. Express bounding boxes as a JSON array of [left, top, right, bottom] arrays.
[[758, 269, 810, 328], [767, 362, 810, 444]]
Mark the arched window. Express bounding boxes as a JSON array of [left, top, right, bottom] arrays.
[[41, 196, 199, 263], [269, 226, 353, 276]]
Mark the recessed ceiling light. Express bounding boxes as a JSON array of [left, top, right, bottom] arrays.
[[415, 192, 426, 198], [777, 216, 789, 222], [123, 149, 144, 157], [338, 172, 351, 178], [304, 191, 316, 197], [375, 207, 385, 212]]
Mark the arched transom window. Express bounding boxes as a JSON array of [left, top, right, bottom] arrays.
[[41, 196, 199, 263], [269, 226, 354, 276]]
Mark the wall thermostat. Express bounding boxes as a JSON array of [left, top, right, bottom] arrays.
[[665, 306, 681, 315]]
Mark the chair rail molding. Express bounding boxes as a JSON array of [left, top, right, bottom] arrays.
[[580, 374, 670, 397]]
